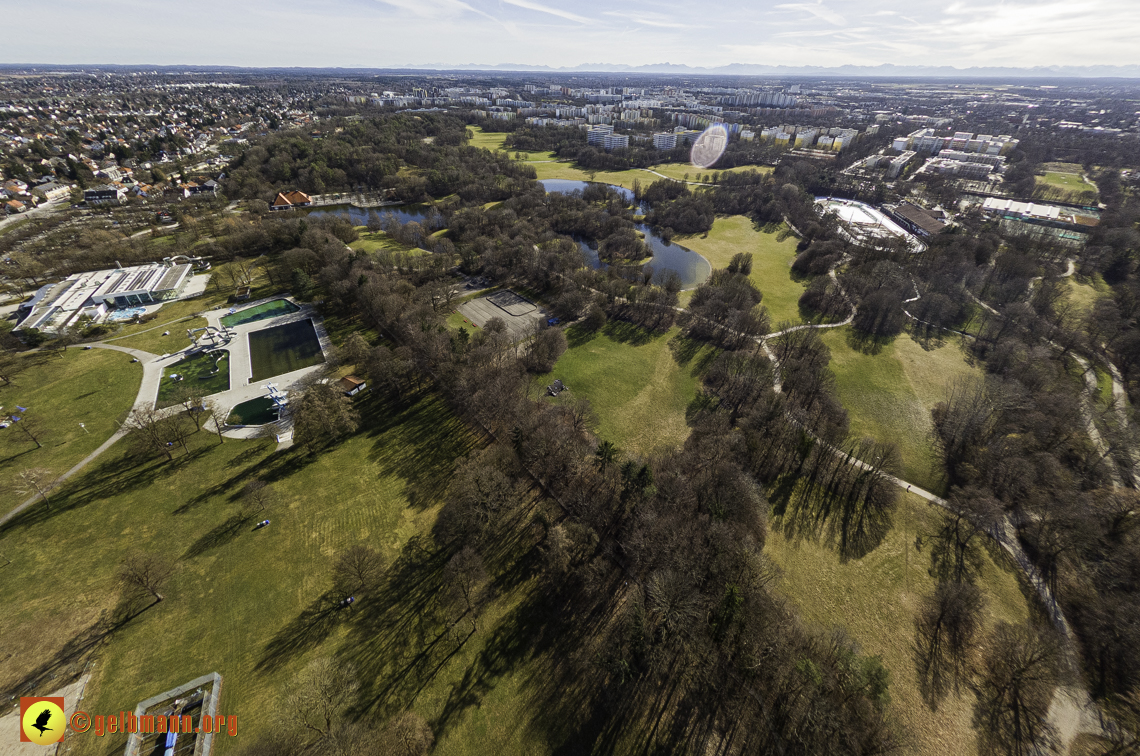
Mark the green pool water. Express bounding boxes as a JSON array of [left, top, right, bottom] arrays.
[[221, 299, 300, 328]]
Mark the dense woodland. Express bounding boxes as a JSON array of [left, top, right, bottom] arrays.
[[5, 111, 1140, 754]]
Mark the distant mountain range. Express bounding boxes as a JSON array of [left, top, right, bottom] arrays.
[[4, 62, 1140, 80], [412, 62, 1140, 79]]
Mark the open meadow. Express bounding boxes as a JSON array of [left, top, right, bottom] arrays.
[[675, 216, 806, 325], [819, 328, 981, 493], [0, 348, 142, 486], [766, 491, 1033, 756], [534, 323, 716, 458]]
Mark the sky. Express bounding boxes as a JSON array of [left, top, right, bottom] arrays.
[[6, 0, 1140, 70]]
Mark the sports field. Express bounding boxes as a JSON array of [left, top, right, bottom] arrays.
[[248, 319, 324, 382], [221, 299, 300, 328], [156, 350, 229, 408]]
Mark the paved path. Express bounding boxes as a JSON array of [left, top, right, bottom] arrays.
[[0, 673, 89, 756]]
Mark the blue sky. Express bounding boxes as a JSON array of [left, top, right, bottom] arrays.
[[8, 0, 1139, 69]]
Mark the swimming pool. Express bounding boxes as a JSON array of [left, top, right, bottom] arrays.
[[107, 307, 148, 322], [220, 299, 300, 328]]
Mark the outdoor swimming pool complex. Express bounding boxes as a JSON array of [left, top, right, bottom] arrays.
[[106, 306, 148, 322], [220, 299, 300, 327]]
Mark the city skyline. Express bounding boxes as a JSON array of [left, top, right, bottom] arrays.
[[7, 0, 1139, 72]]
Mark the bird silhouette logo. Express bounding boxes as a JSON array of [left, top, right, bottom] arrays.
[[32, 708, 53, 735], [19, 697, 66, 745]]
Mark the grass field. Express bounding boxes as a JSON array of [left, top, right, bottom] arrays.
[[349, 229, 422, 255], [1066, 275, 1109, 316], [248, 319, 325, 382], [644, 163, 772, 182], [534, 323, 716, 458], [221, 298, 300, 328], [111, 315, 208, 355], [674, 216, 806, 325], [819, 329, 981, 493], [0, 349, 142, 487], [157, 349, 230, 407], [766, 492, 1033, 756], [0, 391, 505, 756], [1036, 170, 1098, 202]]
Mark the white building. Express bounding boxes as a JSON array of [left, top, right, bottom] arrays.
[[652, 132, 678, 149], [16, 262, 196, 334]]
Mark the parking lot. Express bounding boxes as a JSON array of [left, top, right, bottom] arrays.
[[457, 289, 547, 340]]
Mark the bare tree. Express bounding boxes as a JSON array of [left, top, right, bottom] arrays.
[[292, 382, 360, 452], [118, 552, 175, 604], [287, 657, 360, 741], [441, 546, 490, 635], [201, 398, 227, 445], [123, 407, 194, 460], [973, 622, 1059, 756], [332, 544, 385, 595], [337, 332, 371, 372], [0, 348, 27, 386], [378, 712, 434, 756], [12, 467, 58, 508], [915, 581, 985, 706], [242, 479, 272, 515], [6, 410, 46, 449]]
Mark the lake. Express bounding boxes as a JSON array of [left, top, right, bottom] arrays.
[[540, 179, 711, 289]]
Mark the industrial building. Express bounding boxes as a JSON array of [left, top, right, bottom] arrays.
[[16, 261, 197, 334]]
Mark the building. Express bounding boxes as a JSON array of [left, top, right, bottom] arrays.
[[887, 151, 917, 179], [586, 126, 628, 151], [31, 181, 72, 202], [981, 197, 1100, 231], [84, 184, 125, 205], [5, 199, 27, 214], [923, 158, 994, 180], [886, 203, 947, 237], [270, 190, 312, 210], [16, 261, 196, 334], [338, 375, 367, 396], [652, 132, 678, 149]]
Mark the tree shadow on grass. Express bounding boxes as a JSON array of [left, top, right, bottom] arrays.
[[601, 320, 655, 346], [0, 451, 165, 536], [1, 589, 153, 700], [845, 327, 896, 356], [254, 590, 350, 674], [361, 394, 479, 513], [182, 512, 251, 558], [566, 323, 600, 349]]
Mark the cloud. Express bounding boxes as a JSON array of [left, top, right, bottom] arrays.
[[774, 1, 845, 26], [601, 10, 689, 28], [500, 0, 591, 24]]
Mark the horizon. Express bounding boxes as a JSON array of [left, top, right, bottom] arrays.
[[7, 0, 1139, 72]]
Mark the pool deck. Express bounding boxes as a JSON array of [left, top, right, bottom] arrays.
[[137, 296, 330, 441]]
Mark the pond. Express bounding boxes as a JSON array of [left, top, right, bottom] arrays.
[[539, 179, 711, 289], [306, 203, 442, 228]]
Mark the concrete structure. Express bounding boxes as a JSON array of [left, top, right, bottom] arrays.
[[31, 181, 72, 202], [122, 672, 224, 756], [981, 197, 1100, 232], [816, 197, 926, 253], [894, 128, 1018, 156], [885, 202, 948, 237], [887, 151, 917, 179], [652, 132, 678, 149], [17, 261, 195, 333]]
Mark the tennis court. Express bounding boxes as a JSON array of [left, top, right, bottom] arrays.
[[221, 299, 300, 328], [248, 319, 325, 382]]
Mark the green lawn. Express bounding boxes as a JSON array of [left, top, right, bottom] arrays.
[[645, 163, 772, 183], [674, 216, 806, 326], [766, 492, 1032, 756], [0, 391, 509, 756], [1065, 275, 1109, 316], [1036, 171, 1097, 201], [819, 329, 982, 493], [111, 315, 208, 355], [157, 349, 230, 407], [0, 349, 142, 487], [349, 230, 420, 255], [534, 324, 716, 458]]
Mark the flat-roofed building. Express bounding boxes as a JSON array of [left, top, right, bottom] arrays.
[[16, 262, 196, 334]]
